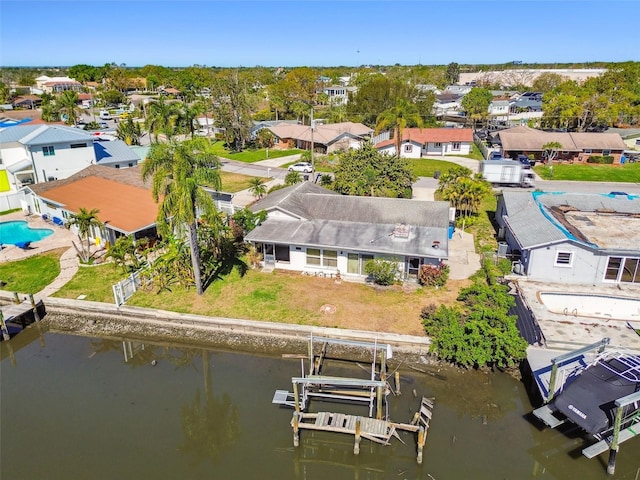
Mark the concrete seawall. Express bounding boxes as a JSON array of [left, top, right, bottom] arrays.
[[27, 296, 434, 362]]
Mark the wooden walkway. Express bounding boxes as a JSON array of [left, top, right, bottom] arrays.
[[1, 297, 43, 341]]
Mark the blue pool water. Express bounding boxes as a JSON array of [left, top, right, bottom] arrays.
[[0, 220, 54, 245]]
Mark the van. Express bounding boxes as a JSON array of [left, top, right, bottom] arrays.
[[99, 110, 112, 120]]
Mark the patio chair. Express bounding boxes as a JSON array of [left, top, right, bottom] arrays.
[[16, 241, 32, 250], [52, 216, 65, 227]]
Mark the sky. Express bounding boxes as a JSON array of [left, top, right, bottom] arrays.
[[1, 1, 639, 67]]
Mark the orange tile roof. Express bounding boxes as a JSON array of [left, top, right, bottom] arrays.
[[376, 128, 473, 148], [38, 176, 158, 233]]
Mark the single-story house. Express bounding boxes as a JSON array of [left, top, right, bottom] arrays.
[[94, 139, 141, 169], [375, 128, 474, 157], [24, 165, 158, 246], [498, 126, 627, 164], [11, 95, 42, 110], [245, 182, 451, 280], [496, 191, 640, 285], [267, 121, 373, 154]]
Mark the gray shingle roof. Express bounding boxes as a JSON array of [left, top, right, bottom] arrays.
[[94, 139, 140, 165], [500, 191, 640, 249]]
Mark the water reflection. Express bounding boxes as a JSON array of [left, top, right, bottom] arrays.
[[1, 329, 639, 479]]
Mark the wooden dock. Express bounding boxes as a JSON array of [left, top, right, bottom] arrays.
[[0, 295, 44, 341]]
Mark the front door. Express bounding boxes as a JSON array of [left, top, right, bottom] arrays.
[[264, 244, 275, 265], [407, 257, 421, 278], [347, 253, 374, 275]]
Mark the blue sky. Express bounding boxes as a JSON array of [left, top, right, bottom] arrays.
[[1, 1, 638, 67]]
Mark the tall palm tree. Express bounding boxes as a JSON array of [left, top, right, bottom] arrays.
[[142, 138, 221, 295], [248, 177, 267, 200], [57, 90, 83, 126], [375, 99, 424, 154], [67, 207, 102, 262], [145, 96, 180, 142], [116, 116, 141, 145]]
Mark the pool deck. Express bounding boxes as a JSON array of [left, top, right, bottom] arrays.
[[514, 277, 640, 352], [0, 211, 80, 297]]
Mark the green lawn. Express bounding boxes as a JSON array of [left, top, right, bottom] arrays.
[[410, 159, 467, 178], [208, 141, 302, 163], [534, 162, 640, 182], [53, 263, 130, 303], [0, 249, 64, 294], [220, 172, 268, 192]]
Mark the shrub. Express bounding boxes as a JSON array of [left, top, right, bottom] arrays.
[[417, 262, 450, 287], [364, 259, 398, 286], [586, 155, 614, 164]]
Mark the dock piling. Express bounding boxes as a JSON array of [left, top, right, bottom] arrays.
[[417, 426, 426, 464], [0, 311, 10, 341], [394, 371, 401, 395], [292, 411, 300, 447], [354, 417, 361, 455], [12, 292, 20, 304], [29, 294, 40, 322]]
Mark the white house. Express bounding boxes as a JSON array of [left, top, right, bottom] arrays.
[[0, 125, 96, 192], [496, 191, 640, 285], [375, 128, 474, 157], [0, 125, 141, 193], [245, 182, 450, 280]]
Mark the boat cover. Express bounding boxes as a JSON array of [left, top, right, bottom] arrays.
[[552, 356, 640, 435]]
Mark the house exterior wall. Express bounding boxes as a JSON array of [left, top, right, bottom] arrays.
[[399, 143, 422, 158], [524, 242, 604, 285], [422, 141, 471, 156], [29, 142, 96, 182]]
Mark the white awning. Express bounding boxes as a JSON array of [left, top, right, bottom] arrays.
[[7, 158, 32, 173]]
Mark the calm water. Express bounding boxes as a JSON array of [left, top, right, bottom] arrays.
[[0, 220, 53, 245], [2, 327, 639, 479]]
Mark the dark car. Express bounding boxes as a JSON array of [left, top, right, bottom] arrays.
[[517, 154, 531, 169], [488, 151, 503, 160]]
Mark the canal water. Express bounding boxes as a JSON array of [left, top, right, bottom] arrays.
[[2, 328, 639, 479]]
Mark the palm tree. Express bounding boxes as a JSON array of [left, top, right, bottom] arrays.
[[142, 138, 221, 295], [67, 207, 103, 262], [248, 177, 267, 200], [285, 171, 303, 185], [116, 116, 141, 145], [57, 90, 83, 126], [375, 99, 424, 154], [145, 96, 180, 142]]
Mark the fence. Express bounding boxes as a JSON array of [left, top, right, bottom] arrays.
[[0, 191, 27, 212], [473, 132, 489, 160], [112, 270, 144, 307]]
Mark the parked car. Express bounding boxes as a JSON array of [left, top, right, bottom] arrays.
[[99, 110, 112, 120], [99, 122, 109, 129], [516, 154, 531, 169], [288, 162, 313, 173], [488, 151, 503, 160]]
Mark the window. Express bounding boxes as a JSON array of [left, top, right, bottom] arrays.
[[115, 164, 120, 169], [70, 143, 87, 149], [452, 142, 461, 151], [602, 149, 611, 156], [306, 248, 337, 268], [306, 248, 321, 266], [584, 149, 592, 154], [434, 142, 442, 148], [43, 146, 55, 156], [555, 251, 573, 267], [605, 256, 640, 283], [128, 163, 134, 167], [404, 144, 413, 153]]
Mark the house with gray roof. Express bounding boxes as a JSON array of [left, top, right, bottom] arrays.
[[267, 122, 373, 154], [496, 191, 640, 285], [245, 182, 451, 280]]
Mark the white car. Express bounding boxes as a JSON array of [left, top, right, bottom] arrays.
[[288, 162, 313, 173]]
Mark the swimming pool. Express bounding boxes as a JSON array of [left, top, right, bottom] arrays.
[[0, 220, 54, 245], [538, 292, 640, 322]]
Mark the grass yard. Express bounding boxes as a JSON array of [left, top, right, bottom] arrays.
[[220, 172, 268, 192], [55, 266, 470, 336], [209, 140, 302, 163], [534, 162, 640, 182], [0, 248, 65, 294], [410, 159, 467, 178], [53, 263, 131, 303]]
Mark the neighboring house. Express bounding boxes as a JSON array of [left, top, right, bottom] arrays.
[[11, 95, 42, 110], [444, 85, 473, 96], [375, 128, 474, 157], [93, 139, 141, 169], [24, 165, 158, 246], [245, 182, 451, 280], [267, 121, 373, 154], [0, 124, 97, 192], [322, 85, 350, 105], [498, 126, 627, 164], [0, 124, 142, 192], [489, 100, 511, 117], [433, 93, 464, 116], [510, 92, 543, 113], [250, 120, 299, 140], [496, 191, 640, 285], [36, 76, 83, 94]]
